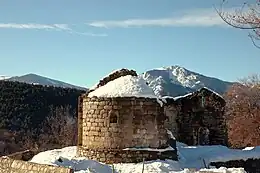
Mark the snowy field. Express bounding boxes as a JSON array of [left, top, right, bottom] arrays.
[[28, 142, 260, 173]]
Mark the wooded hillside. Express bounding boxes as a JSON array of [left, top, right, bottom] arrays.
[[0, 81, 84, 155]]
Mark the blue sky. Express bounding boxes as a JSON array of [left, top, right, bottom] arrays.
[[0, 0, 259, 87]]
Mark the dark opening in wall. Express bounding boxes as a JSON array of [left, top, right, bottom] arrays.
[[198, 127, 210, 145], [110, 112, 118, 124]]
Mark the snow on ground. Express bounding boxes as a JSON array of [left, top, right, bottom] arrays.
[[177, 144, 260, 170], [29, 143, 258, 173], [88, 75, 158, 99]]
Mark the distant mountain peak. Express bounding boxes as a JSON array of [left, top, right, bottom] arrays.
[[141, 66, 234, 97], [7, 73, 87, 91]]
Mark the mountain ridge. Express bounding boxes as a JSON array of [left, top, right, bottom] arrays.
[[3, 66, 235, 96]]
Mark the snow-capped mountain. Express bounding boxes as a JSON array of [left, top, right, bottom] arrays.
[[7, 73, 87, 91], [2, 66, 234, 96], [141, 65, 234, 97]]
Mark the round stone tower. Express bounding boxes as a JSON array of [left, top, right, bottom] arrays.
[[77, 69, 177, 163]]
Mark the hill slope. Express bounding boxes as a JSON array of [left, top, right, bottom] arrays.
[[0, 80, 85, 155]]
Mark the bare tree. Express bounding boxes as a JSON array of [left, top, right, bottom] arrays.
[[38, 105, 78, 150], [224, 75, 260, 148], [239, 74, 260, 87], [215, 0, 260, 48]]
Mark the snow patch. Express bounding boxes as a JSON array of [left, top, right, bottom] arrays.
[[29, 145, 251, 173], [166, 66, 199, 88], [88, 75, 158, 99], [167, 129, 176, 140], [173, 93, 193, 100], [156, 98, 164, 107], [177, 145, 260, 169]]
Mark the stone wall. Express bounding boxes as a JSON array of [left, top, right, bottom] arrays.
[[164, 104, 181, 138], [80, 96, 168, 150], [78, 95, 83, 146], [210, 158, 260, 173], [0, 157, 73, 173], [164, 88, 227, 146], [5, 150, 38, 161], [77, 95, 176, 163], [78, 147, 177, 164]]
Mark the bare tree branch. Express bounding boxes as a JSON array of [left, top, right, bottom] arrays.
[[215, 0, 260, 49]]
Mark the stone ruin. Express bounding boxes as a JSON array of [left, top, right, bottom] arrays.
[[77, 69, 177, 163], [77, 68, 228, 164], [163, 88, 227, 146]]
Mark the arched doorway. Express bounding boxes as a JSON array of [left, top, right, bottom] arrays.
[[192, 126, 210, 145]]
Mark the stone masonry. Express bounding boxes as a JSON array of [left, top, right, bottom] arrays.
[[77, 68, 227, 164], [77, 96, 177, 163], [0, 157, 73, 173], [164, 87, 227, 146]]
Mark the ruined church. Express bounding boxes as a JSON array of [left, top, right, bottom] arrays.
[[77, 69, 227, 164]]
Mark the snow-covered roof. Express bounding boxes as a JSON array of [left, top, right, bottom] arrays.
[[162, 93, 193, 102], [90, 69, 127, 90], [162, 87, 224, 103], [173, 93, 193, 101], [88, 75, 158, 98], [200, 87, 224, 99]]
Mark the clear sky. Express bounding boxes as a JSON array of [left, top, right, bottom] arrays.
[[0, 0, 259, 88]]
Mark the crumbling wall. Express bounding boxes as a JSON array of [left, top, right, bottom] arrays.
[[164, 89, 227, 146], [176, 91, 227, 146], [0, 157, 73, 173]]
